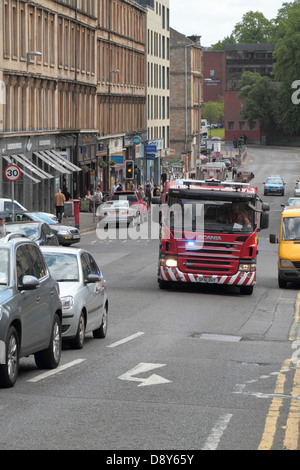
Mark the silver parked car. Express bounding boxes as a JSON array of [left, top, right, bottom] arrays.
[[41, 246, 108, 349], [0, 234, 62, 388], [97, 200, 141, 227]]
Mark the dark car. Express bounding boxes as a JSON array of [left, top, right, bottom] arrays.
[[4, 212, 81, 246], [6, 222, 59, 246], [0, 234, 62, 387]]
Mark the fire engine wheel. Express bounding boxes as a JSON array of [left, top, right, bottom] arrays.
[[240, 285, 253, 295], [158, 279, 171, 290]]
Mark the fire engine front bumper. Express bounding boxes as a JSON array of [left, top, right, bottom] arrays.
[[159, 266, 256, 286]]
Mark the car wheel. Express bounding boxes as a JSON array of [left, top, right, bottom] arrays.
[[93, 304, 108, 339], [34, 314, 62, 369], [278, 275, 287, 289], [0, 326, 20, 388], [69, 311, 85, 350]]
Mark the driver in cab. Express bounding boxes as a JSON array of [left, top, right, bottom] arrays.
[[226, 202, 251, 229]]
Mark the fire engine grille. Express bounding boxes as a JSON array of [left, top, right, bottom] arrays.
[[180, 257, 235, 274]]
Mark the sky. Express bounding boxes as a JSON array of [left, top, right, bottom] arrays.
[[170, 0, 286, 47]]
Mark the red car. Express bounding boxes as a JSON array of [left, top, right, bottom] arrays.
[[110, 191, 148, 221]]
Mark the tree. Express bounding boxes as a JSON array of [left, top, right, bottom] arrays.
[[211, 34, 236, 51], [202, 101, 223, 122], [233, 11, 272, 44], [273, 5, 300, 134], [238, 72, 280, 136]]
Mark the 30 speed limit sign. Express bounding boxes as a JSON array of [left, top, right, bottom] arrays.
[[4, 165, 21, 182]]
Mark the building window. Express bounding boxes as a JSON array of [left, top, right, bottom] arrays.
[[228, 121, 234, 130], [239, 121, 245, 131]]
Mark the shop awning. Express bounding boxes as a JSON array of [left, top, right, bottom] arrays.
[[11, 154, 54, 180], [45, 150, 82, 173], [33, 151, 72, 175], [3, 155, 41, 184]]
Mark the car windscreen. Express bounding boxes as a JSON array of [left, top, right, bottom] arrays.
[[42, 252, 79, 281], [26, 213, 57, 225], [266, 178, 283, 184], [166, 196, 255, 234], [101, 201, 130, 209], [4, 201, 25, 211], [0, 249, 9, 285], [6, 223, 39, 240], [111, 194, 137, 203], [282, 217, 300, 241]]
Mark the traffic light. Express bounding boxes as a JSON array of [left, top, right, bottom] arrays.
[[125, 160, 134, 179]]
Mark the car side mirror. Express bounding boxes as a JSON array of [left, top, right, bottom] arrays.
[[86, 274, 101, 283], [20, 275, 40, 290]]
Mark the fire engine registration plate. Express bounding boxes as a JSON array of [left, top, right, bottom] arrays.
[[197, 275, 217, 284]]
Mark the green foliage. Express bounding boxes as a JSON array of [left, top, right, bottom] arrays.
[[202, 100, 224, 123], [238, 72, 280, 136], [233, 11, 271, 43], [273, 5, 300, 134]]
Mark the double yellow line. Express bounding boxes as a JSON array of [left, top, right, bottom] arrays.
[[258, 293, 300, 450]]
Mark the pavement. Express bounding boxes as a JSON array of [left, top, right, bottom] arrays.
[[62, 211, 99, 234]]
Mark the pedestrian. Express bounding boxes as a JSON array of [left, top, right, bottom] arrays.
[[0, 216, 6, 238], [62, 186, 71, 201], [54, 189, 66, 223], [153, 185, 160, 196], [94, 186, 103, 209], [144, 181, 152, 207], [138, 185, 145, 200]]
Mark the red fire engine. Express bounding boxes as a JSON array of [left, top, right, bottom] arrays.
[[157, 179, 270, 295]]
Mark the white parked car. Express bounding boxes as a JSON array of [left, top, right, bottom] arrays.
[[294, 182, 300, 197], [98, 200, 141, 227], [41, 246, 108, 349], [282, 197, 300, 209], [0, 198, 57, 221]]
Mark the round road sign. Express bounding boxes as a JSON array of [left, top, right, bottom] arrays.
[[4, 165, 21, 182]]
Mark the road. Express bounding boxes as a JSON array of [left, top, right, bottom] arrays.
[[1, 146, 300, 451]]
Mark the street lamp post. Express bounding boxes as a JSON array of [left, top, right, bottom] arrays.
[[26, 51, 42, 68], [107, 69, 120, 191]]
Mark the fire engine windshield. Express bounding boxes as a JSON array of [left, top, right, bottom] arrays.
[[282, 217, 300, 241], [166, 197, 255, 233]]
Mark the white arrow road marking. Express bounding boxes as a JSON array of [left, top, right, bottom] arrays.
[[119, 363, 172, 387]]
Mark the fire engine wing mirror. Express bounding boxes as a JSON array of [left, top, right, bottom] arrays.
[[262, 203, 270, 212], [269, 233, 278, 244], [260, 211, 269, 230]]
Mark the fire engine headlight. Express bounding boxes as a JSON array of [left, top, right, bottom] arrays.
[[166, 259, 178, 268], [239, 263, 256, 272], [161, 258, 178, 268], [279, 259, 295, 268]]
